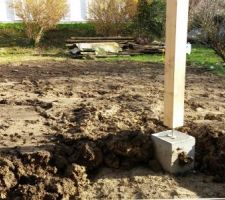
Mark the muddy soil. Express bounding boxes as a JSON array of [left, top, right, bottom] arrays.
[[0, 60, 224, 199]]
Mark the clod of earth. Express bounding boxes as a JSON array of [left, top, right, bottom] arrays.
[[180, 122, 225, 182], [178, 152, 194, 166]]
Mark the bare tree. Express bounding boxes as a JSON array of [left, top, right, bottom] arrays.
[[89, 0, 138, 36], [189, 0, 225, 62], [13, 0, 68, 46]]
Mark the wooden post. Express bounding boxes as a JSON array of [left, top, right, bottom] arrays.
[[164, 0, 190, 129]]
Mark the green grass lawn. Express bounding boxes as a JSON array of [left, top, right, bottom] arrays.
[[187, 46, 225, 75], [99, 45, 225, 75], [0, 47, 67, 64], [0, 23, 224, 75], [0, 45, 224, 75]]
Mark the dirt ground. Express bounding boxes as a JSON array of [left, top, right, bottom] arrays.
[[0, 60, 225, 199]]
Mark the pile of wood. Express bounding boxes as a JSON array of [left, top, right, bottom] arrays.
[[66, 37, 165, 58], [66, 37, 135, 45]]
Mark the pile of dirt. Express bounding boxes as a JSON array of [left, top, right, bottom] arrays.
[[0, 151, 88, 199], [181, 122, 225, 182], [52, 131, 154, 171], [1, 124, 225, 199], [0, 131, 156, 199]]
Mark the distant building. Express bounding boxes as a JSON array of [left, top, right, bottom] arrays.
[[0, 0, 89, 23]]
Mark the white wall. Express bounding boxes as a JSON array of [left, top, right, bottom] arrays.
[[0, 0, 10, 22], [0, 0, 89, 23]]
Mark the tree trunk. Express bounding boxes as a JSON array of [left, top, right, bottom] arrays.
[[34, 28, 44, 47], [212, 43, 225, 63]]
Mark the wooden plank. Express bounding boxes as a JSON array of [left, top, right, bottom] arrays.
[[66, 40, 134, 44], [70, 37, 134, 40], [164, 0, 190, 128]]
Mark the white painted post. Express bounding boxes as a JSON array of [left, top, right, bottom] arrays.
[[164, 0, 190, 129]]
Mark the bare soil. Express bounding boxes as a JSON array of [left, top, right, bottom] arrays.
[[0, 60, 225, 199]]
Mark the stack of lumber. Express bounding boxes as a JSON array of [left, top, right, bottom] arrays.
[[66, 37, 135, 46], [121, 42, 165, 54], [66, 37, 165, 58]]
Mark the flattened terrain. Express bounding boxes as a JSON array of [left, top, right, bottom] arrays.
[[0, 60, 224, 198]]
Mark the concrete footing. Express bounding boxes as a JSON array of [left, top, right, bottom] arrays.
[[151, 130, 195, 174]]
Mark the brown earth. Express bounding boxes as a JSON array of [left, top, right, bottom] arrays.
[[0, 60, 224, 199]]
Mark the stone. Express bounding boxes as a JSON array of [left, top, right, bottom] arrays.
[[76, 42, 122, 54]]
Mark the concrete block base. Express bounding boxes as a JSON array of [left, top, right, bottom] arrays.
[[151, 130, 195, 174]]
